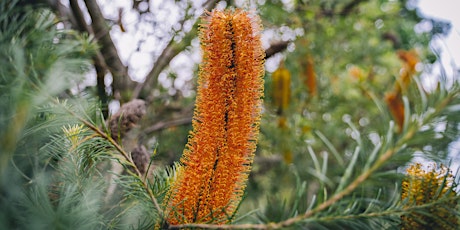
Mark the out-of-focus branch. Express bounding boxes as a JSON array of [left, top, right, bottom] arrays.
[[340, 0, 367, 16], [132, 38, 181, 100], [83, 0, 134, 102], [69, 0, 109, 117], [144, 116, 193, 134], [132, 0, 219, 101], [265, 41, 290, 59]]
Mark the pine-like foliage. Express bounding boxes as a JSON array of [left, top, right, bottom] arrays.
[[0, 2, 166, 229]]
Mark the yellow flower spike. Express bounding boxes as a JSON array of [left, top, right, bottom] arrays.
[[282, 150, 293, 164], [401, 163, 458, 230], [277, 116, 288, 129], [164, 9, 264, 225], [272, 62, 291, 115]]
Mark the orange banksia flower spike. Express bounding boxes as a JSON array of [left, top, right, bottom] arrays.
[[385, 91, 405, 132], [395, 49, 419, 94], [385, 50, 419, 133], [397, 49, 418, 74], [304, 55, 317, 96], [164, 9, 264, 225]]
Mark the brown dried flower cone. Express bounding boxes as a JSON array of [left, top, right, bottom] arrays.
[[131, 145, 150, 175], [108, 99, 146, 141]]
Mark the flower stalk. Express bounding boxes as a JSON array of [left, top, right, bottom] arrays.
[[164, 9, 264, 225]]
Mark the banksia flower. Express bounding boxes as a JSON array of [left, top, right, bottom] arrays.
[[108, 99, 146, 141], [395, 50, 418, 94], [385, 91, 404, 132], [397, 50, 418, 74], [401, 163, 458, 230], [349, 65, 365, 81], [272, 62, 291, 115], [164, 9, 264, 225], [385, 50, 419, 132]]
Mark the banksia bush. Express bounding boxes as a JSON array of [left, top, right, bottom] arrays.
[[4, 2, 460, 230], [401, 163, 458, 230], [163, 9, 264, 225]]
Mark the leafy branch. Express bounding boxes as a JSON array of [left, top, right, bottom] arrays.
[[49, 98, 163, 219]]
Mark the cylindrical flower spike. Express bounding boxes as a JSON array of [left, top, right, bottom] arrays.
[[385, 91, 405, 132], [401, 163, 458, 230], [272, 62, 291, 115], [395, 50, 418, 94], [164, 9, 264, 225]]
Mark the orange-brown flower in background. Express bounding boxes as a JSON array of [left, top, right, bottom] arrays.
[[398, 50, 418, 73], [396, 49, 419, 94], [164, 9, 264, 225], [303, 55, 317, 97], [385, 50, 419, 132], [348, 65, 365, 81], [401, 163, 458, 230], [385, 91, 404, 132]]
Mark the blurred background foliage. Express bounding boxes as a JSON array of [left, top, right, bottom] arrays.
[[1, 0, 460, 229]]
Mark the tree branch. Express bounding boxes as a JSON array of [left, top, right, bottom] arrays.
[[69, 0, 109, 117], [144, 116, 192, 134], [49, 97, 163, 219], [83, 0, 134, 102], [132, 0, 219, 100], [340, 0, 367, 16], [265, 41, 290, 59]]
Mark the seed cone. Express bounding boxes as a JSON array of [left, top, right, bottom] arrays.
[[164, 9, 264, 225], [108, 99, 146, 141], [131, 145, 150, 175]]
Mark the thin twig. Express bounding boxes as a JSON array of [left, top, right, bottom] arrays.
[[144, 116, 192, 134], [265, 41, 289, 59]]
